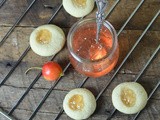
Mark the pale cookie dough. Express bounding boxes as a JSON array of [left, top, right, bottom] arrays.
[[63, 0, 95, 17], [63, 88, 96, 119], [112, 82, 148, 114], [30, 24, 65, 57]]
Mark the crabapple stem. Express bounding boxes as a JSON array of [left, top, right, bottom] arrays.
[[60, 72, 64, 77], [25, 67, 42, 74]]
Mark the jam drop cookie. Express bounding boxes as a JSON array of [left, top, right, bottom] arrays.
[[63, 0, 95, 17], [63, 88, 96, 119], [112, 82, 148, 114], [30, 24, 65, 57]]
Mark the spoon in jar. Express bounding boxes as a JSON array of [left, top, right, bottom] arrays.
[[95, 0, 108, 43]]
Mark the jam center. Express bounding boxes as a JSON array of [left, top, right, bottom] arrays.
[[36, 29, 52, 44], [72, 0, 86, 8], [121, 87, 136, 107], [69, 94, 84, 110]]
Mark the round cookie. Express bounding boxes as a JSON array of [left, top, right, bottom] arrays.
[[30, 24, 65, 57], [112, 82, 148, 114], [63, 88, 96, 119], [63, 0, 95, 17]]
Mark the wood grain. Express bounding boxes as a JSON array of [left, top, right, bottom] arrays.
[[0, 0, 160, 120]]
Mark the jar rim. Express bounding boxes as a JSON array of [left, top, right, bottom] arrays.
[[67, 18, 118, 63]]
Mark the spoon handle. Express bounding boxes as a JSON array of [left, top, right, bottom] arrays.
[[95, 0, 108, 42]]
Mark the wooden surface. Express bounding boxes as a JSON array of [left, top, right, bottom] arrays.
[[0, 0, 160, 120]]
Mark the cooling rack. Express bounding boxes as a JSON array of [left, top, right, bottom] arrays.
[[0, 0, 159, 120]]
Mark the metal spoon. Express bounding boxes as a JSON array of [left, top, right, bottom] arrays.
[[95, 0, 108, 43]]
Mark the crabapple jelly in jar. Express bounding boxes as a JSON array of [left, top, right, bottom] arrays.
[[67, 18, 119, 77]]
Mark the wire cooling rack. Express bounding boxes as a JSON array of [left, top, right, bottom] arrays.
[[0, 0, 159, 120]]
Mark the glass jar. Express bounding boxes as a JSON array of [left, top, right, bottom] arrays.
[[67, 18, 119, 78]]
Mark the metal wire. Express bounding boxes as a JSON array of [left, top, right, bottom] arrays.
[[8, 72, 42, 115], [0, 111, 14, 120], [117, 0, 144, 36], [0, 0, 6, 8], [47, 4, 63, 24], [104, 0, 120, 19], [0, 0, 36, 46], [107, 44, 160, 120], [134, 45, 160, 82], [0, 46, 31, 87], [0, 107, 15, 120], [7, 4, 63, 115]]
